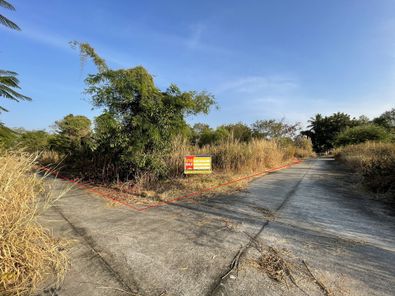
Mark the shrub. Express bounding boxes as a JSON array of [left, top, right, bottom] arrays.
[[48, 114, 92, 157], [335, 124, 390, 147], [294, 136, 314, 158], [335, 142, 395, 197], [16, 130, 49, 152], [0, 124, 17, 148], [0, 150, 68, 295]]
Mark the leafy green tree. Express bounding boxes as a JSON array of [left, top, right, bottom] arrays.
[[214, 126, 231, 143], [191, 123, 212, 146], [220, 123, 252, 142], [191, 123, 232, 146], [356, 115, 370, 125], [16, 130, 49, 152], [302, 113, 358, 152], [49, 114, 92, 156], [373, 108, 395, 131], [335, 124, 390, 146], [91, 112, 125, 180], [72, 42, 216, 179], [0, 124, 17, 147], [0, 1, 30, 113], [1, 126, 50, 152], [252, 119, 301, 139]]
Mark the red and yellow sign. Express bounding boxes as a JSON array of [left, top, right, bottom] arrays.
[[184, 155, 212, 174]]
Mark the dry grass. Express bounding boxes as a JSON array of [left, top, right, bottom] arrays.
[[246, 243, 352, 296], [0, 150, 68, 295], [156, 137, 309, 201], [39, 150, 63, 166], [99, 137, 312, 206], [166, 136, 296, 176], [335, 142, 395, 198]]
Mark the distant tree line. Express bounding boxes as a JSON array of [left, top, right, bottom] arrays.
[[0, 113, 307, 179], [189, 119, 301, 147], [302, 110, 395, 152]]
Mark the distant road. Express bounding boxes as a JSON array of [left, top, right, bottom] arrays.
[[39, 158, 395, 296]]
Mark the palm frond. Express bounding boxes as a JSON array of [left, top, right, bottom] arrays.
[[0, 75, 20, 88], [0, 0, 15, 10], [0, 70, 18, 75], [0, 69, 31, 112], [0, 85, 30, 101], [0, 14, 20, 30]]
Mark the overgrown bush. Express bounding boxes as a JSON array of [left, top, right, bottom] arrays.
[[48, 114, 92, 157], [294, 136, 314, 158], [0, 150, 68, 295], [0, 127, 51, 153], [335, 142, 395, 198], [335, 124, 390, 146], [63, 42, 216, 181], [16, 130, 50, 152], [0, 124, 17, 148]]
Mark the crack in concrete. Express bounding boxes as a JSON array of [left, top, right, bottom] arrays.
[[52, 206, 140, 295], [207, 162, 314, 295]]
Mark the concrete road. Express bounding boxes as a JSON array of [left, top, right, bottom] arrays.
[[38, 158, 395, 296]]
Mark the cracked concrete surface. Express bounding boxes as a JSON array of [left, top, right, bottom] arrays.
[[39, 158, 395, 295]]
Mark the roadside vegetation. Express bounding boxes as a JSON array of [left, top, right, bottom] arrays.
[[303, 108, 395, 200], [1, 115, 313, 204], [335, 142, 395, 200], [0, 151, 68, 295], [113, 136, 311, 202], [0, 2, 69, 295]]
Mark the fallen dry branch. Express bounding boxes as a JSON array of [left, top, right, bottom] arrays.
[[302, 260, 332, 296], [248, 243, 342, 296], [221, 246, 245, 280]]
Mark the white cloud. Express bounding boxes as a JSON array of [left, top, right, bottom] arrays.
[[19, 26, 71, 51], [212, 75, 394, 124], [215, 75, 299, 95], [186, 23, 205, 49], [1, 24, 133, 70]]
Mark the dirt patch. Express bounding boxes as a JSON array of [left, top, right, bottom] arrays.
[[90, 171, 260, 208]]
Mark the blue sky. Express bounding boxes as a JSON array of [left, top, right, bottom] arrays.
[[1, 0, 395, 130]]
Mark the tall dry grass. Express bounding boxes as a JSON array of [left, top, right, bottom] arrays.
[[0, 151, 68, 295], [39, 150, 62, 166], [117, 137, 311, 201], [335, 142, 395, 198], [166, 136, 305, 177]]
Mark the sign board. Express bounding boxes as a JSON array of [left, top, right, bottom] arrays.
[[184, 155, 212, 174]]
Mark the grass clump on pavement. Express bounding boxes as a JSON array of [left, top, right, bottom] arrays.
[[0, 150, 68, 295]]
